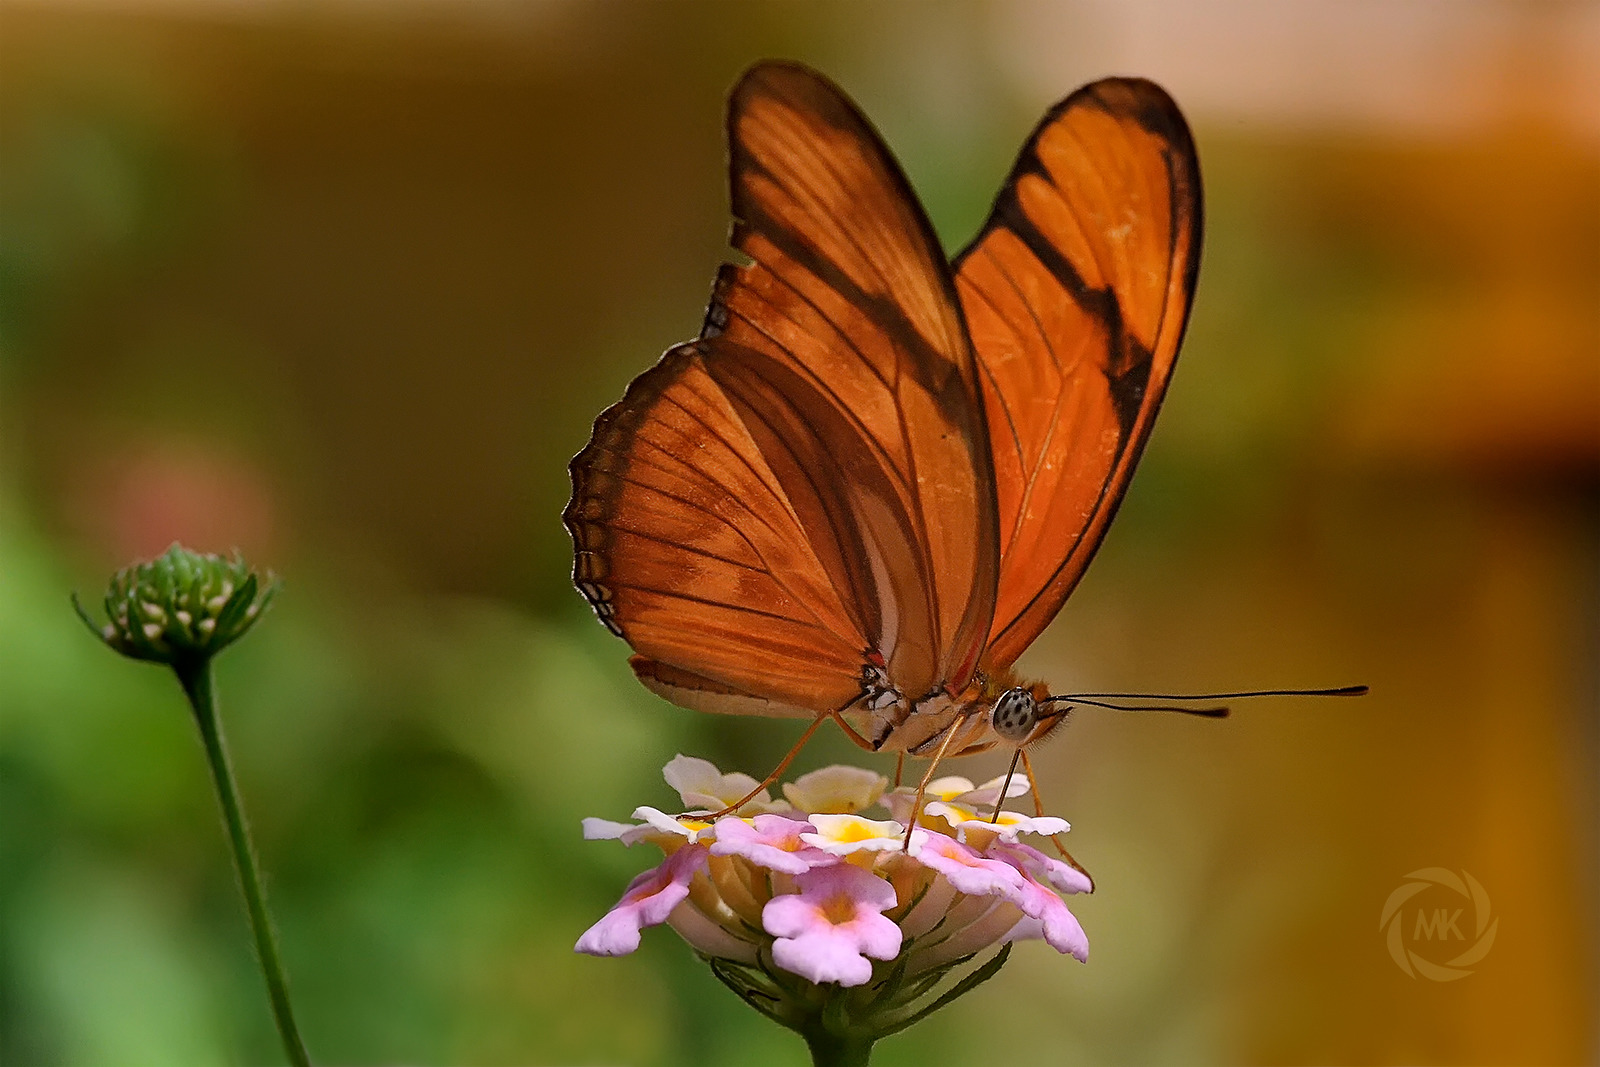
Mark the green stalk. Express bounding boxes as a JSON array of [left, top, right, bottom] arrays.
[[800, 1024, 874, 1067], [797, 994, 875, 1067], [800, 1023, 876, 1067], [175, 658, 311, 1067]]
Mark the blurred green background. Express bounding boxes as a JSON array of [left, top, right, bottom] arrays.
[[2, 2, 1596, 1064]]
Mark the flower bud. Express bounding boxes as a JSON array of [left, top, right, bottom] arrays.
[[74, 543, 280, 665]]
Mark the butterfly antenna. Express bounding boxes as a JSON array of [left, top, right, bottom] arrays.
[[1061, 685, 1368, 701], [1043, 696, 1229, 717], [1042, 684, 1367, 719]]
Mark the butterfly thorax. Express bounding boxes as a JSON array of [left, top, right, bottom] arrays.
[[860, 664, 1057, 756]]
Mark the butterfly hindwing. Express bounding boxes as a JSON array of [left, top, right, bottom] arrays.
[[954, 77, 1203, 672]]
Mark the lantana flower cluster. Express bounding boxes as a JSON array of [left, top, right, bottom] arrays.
[[577, 755, 1090, 1050]]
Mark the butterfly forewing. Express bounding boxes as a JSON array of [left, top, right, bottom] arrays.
[[954, 78, 1203, 672], [566, 61, 1000, 718], [715, 63, 999, 697]]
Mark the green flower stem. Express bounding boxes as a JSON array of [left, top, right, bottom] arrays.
[[800, 1023, 875, 1067], [175, 658, 311, 1067]]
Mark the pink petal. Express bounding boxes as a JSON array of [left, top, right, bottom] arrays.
[[575, 845, 708, 957], [1003, 915, 1045, 945], [850, 912, 903, 961], [978, 845, 1090, 961], [1031, 892, 1089, 961], [993, 841, 1093, 895], [762, 892, 829, 940], [773, 929, 873, 986], [761, 864, 903, 987], [913, 834, 1029, 898], [798, 863, 899, 912], [709, 814, 825, 875]]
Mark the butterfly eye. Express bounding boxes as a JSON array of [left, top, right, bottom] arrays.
[[989, 687, 1038, 743]]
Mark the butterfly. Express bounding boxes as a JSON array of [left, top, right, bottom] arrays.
[[564, 60, 1203, 810]]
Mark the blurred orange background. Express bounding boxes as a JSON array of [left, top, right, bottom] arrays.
[[2, 2, 1595, 1064]]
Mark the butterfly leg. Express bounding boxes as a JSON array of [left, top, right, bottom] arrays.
[[828, 709, 875, 751], [990, 748, 1025, 823], [1020, 749, 1095, 892], [893, 752, 905, 789], [900, 713, 979, 850], [691, 713, 830, 820]]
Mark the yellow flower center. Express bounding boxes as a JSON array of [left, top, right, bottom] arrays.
[[833, 822, 880, 844], [821, 893, 857, 925]]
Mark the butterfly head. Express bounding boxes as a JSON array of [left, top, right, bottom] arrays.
[[989, 687, 1038, 743], [987, 682, 1070, 748]]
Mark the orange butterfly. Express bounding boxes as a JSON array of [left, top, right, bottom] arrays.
[[565, 61, 1202, 816]]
